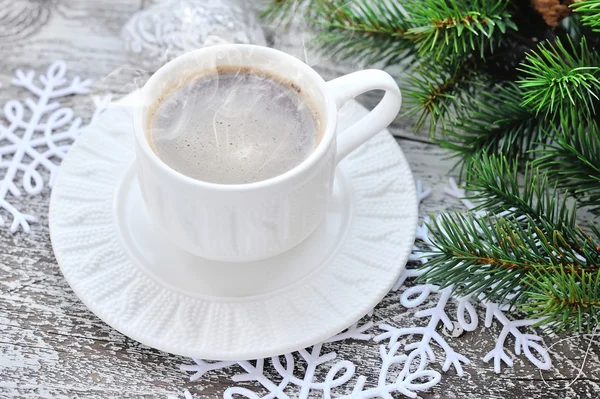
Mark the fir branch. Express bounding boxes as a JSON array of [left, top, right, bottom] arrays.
[[421, 155, 600, 329], [571, 0, 600, 32], [262, 0, 600, 333], [423, 210, 599, 304], [534, 120, 600, 213], [463, 155, 577, 231], [592, 224, 600, 242], [260, 0, 318, 28], [524, 268, 600, 332], [462, 155, 600, 262], [313, 0, 416, 65], [262, 0, 415, 65], [406, 0, 517, 58], [404, 56, 481, 133], [518, 36, 600, 118], [423, 213, 538, 302], [438, 83, 549, 177]]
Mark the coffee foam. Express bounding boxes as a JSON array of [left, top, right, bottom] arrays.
[[147, 67, 323, 184], [146, 66, 323, 142]]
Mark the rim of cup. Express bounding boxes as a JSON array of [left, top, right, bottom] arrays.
[[134, 44, 338, 192]]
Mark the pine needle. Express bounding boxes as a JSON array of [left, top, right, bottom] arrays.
[[312, 0, 416, 65], [260, 0, 600, 332], [534, 119, 600, 213], [438, 82, 550, 178], [406, 0, 517, 58], [518, 37, 600, 118], [571, 0, 600, 32], [421, 155, 600, 329]]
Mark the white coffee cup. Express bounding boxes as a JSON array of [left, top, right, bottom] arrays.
[[134, 44, 401, 262]]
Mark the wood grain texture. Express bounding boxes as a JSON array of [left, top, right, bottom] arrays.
[[0, 1, 598, 398]]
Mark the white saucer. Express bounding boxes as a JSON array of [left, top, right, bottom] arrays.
[[49, 92, 418, 360]]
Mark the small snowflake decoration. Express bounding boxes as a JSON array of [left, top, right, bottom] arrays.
[[180, 341, 440, 399], [380, 226, 551, 377], [176, 180, 553, 399], [0, 61, 109, 233]]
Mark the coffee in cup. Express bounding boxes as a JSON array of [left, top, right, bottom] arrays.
[[135, 44, 402, 261], [148, 66, 323, 184]]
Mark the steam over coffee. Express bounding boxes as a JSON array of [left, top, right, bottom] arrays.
[[148, 67, 321, 184]]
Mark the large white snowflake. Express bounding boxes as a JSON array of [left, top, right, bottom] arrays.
[[174, 180, 553, 399], [0, 61, 109, 233]]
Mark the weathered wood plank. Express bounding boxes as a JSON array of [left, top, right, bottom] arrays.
[[0, 1, 598, 398], [2, 140, 599, 399]]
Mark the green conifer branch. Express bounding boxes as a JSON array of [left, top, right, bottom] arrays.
[[424, 210, 599, 306], [518, 37, 600, 118], [406, 0, 517, 58], [423, 212, 536, 302], [312, 0, 416, 65], [262, 0, 524, 133], [404, 57, 481, 133], [571, 0, 600, 32], [461, 155, 577, 230], [534, 120, 600, 213], [421, 155, 600, 329], [438, 83, 549, 177], [262, 0, 416, 65], [260, 0, 317, 28], [524, 268, 600, 332], [262, 0, 600, 331]]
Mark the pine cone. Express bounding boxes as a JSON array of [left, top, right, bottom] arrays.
[[530, 0, 575, 27]]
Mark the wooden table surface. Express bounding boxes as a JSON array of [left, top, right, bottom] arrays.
[[0, 1, 598, 398]]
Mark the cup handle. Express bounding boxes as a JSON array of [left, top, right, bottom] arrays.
[[326, 70, 402, 164]]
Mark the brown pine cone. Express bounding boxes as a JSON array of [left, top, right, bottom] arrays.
[[530, 0, 576, 27]]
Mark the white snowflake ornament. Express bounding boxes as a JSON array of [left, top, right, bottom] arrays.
[[482, 302, 551, 372], [181, 342, 440, 399], [176, 180, 553, 399], [0, 61, 109, 233]]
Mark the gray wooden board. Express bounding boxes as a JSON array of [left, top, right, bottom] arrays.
[[0, 1, 598, 398]]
